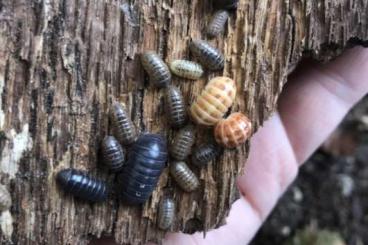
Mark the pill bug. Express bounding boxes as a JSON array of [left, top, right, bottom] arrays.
[[170, 125, 196, 160], [214, 112, 252, 148], [170, 161, 199, 192], [164, 85, 187, 128], [169, 60, 204, 80], [110, 102, 138, 146], [141, 51, 171, 88], [213, 0, 238, 10], [157, 196, 175, 230], [190, 76, 236, 126], [0, 185, 11, 212], [56, 169, 108, 202], [101, 136, 125, 172], [189, 39, 224, 71], [118, 134, 168, 204], [191, 142, 223, 167], [207, 10, 229, 38]]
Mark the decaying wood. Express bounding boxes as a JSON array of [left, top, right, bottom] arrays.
[[0, 0, 367, 244]]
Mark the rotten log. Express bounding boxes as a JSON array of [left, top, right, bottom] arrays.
[[0, 0, 367, 244]]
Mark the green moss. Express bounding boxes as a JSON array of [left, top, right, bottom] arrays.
[[285, 228, 345, 245]]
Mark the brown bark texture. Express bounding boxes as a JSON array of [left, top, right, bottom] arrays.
[[0, 0, 367, 244]]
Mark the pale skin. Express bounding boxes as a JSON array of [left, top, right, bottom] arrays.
[[92, 47, 368, 245]]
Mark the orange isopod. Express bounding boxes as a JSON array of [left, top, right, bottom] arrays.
[[214, 112, 252, 148], [190, 76, 236, 126]]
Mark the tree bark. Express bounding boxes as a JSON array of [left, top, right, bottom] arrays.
[[0, 0, 367, 244]]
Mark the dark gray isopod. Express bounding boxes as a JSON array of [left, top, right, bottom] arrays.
[[141, 51, 171, 88], [118, 134, 168, 204], [164, 85, 187, 128], [170, 125, 196, 160], [191, 143, 222, 167], [101, 136, 125, 172], [170, 161, 199, 192], [213, 0, 238, 10], [207, 10, 229, 38], [189, 40, 224, 71], [110, 102, 138, 146], [157, 196, 175, 230], [56, 168, 108, 202]]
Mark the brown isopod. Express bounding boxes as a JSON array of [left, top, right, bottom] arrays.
[[214, 112, 252, 148], [164, 85, 187, 128], [110, 102, 138, 146], [190, 76, 236, 126], [141, 51, 171, 88], [170, 161, 199, 192], [0, 185, 11, 212], [157, 196, 175, 230], [207, 10, 229, 38], [189, 39, 224, 70], [169, 60, 204, 80], [170, 125, 196, 160], [101, 136, 125, 172]]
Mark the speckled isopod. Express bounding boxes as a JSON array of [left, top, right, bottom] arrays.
[[56, 168, 108, 202], [110, 102, 138, 146], [164, 85, 187, 128], [141, 51, 171, 88], [214, 112, 252, 148], [170, 161, 199, 192], [190, 76, 236, 126], [101, 136, 125, 172], [0, 185, 11, 212], [157, 196, 175, 230], [118, 134, 168, 204], [191, 142, 222, 167], [169, 60, 204, 80], [207, 10, 229, 38], [170, 125, 196, 161], [189, 39, 224, 70], [213, 0, 238, 10]]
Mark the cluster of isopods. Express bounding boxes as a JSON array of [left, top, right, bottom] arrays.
[[55, 0, 247, 231]]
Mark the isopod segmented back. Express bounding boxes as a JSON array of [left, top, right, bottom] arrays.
[[170, 161, 199, 192], [141, 51, 171, 88], [101, 136, 125, 172], [207, 10, 229, 38], [191, 142, 222, 167], [170, 125, 196, 161], [157, 196, 175, 230], [56, 168, 108, 202], [110, 102, 138, 146], [164, 85, 187, 128], [169, 60, 204, 80], [190, 76, 236, 126], [189, 39, 224, 71]]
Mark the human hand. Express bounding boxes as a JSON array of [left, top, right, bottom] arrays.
[[91, 47, 368, 245]]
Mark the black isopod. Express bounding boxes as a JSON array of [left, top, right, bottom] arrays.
[[213, 0, 238, 10], [189, 39, 224, 71], [170, 125, 196, 160], [191, 142, 222, 167], [164, 85, 187, 128], [141, 51, 171, 88], [101, 136, 125, 172], [110, 102, 138, 146], [207, 10, 229, 38], [117, 134, 168, 204], [157, 196, 175, 230], [56, 168, 108, 202]]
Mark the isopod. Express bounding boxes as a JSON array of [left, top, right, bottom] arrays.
[[191, 142, 222, 167], [213, 0, 238, 10], [207, 10, 229, 38], [190, 76, 236, 126], [110, 102, 138, 146], [189, 39, 224, 70], [141, 51, 171, 88], [164, 85, 187, 128], [157, 196, 175, 230], [170, 161, 199, 192], [214, 112, 252, 148], [101, 136, 125, 172], [118, 134, 168, 204], [56, 169, 108, 202], [169, 60, 204, 80], [170, 125, 196, 160], [0, 185, 11, 212]]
